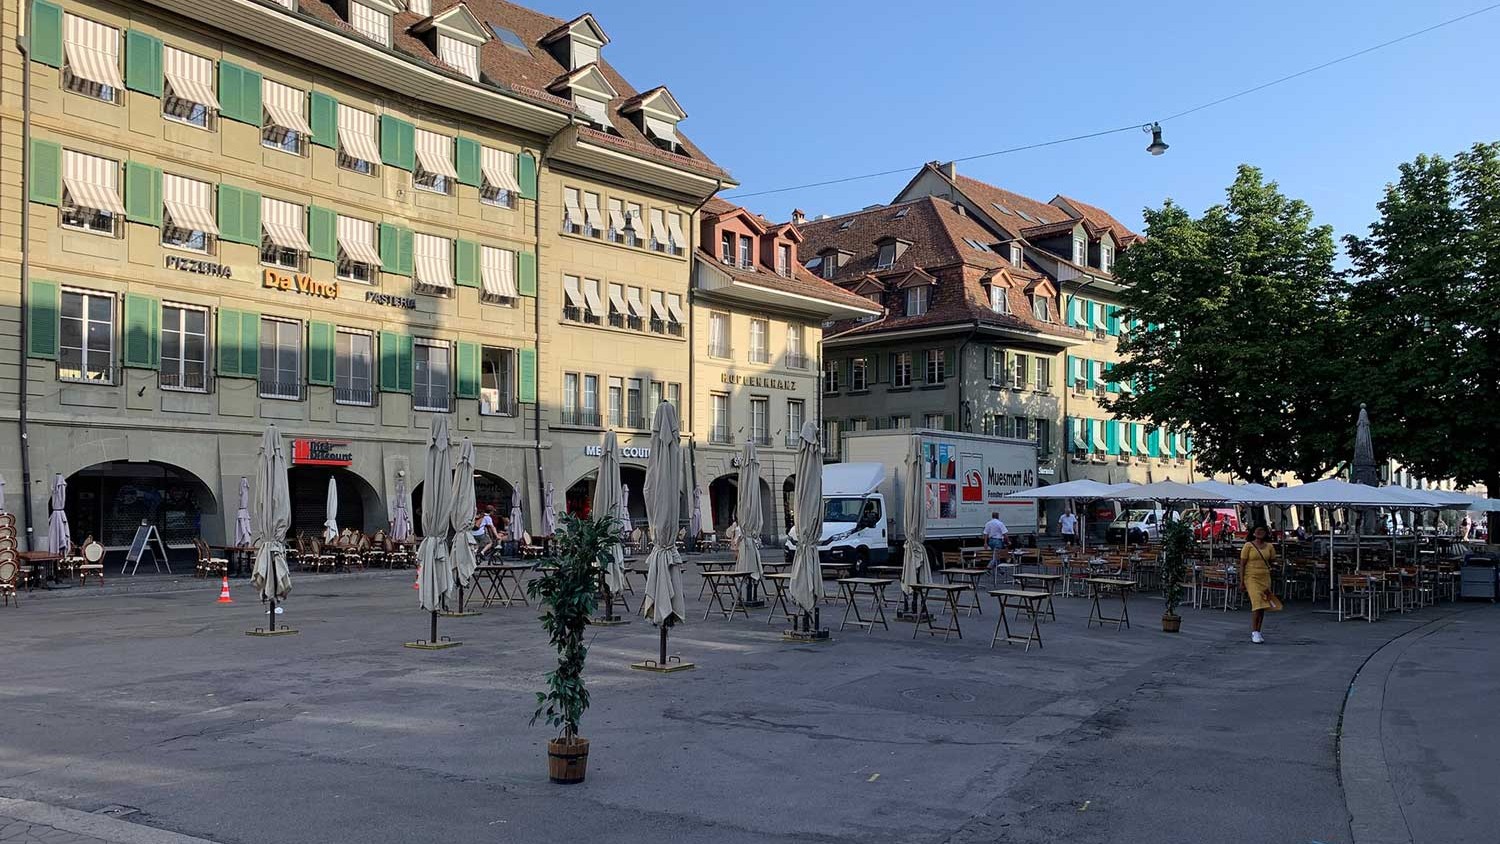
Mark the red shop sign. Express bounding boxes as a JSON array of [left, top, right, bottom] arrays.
[[292, 439, 353, 467]]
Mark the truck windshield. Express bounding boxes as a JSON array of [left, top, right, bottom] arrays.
[[825, 497, 874, 523]]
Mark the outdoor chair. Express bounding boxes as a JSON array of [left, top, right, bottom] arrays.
[[1338, 575, 1377, 622], [1196, 565, 1238, 611], [342, 535, 368, 571], [0, 553, 19, 605], [76, 538, 105, 586], [306, 537, 336, 572], [194, 539, 228, 578]]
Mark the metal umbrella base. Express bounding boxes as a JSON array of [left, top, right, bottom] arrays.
[[246, 598, 298, 636], [592, 577, 631, 626], [783, 609, 831, 642], [630, 620, 695, 672], [438, 584, 482, 618], [405, 610, 463, 649]]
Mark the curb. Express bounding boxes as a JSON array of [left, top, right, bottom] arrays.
[[0, 797, 218, 844], [1338, 609, 1464, 844]]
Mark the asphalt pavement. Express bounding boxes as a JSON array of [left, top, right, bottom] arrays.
[[0, 569, 1492, 844]]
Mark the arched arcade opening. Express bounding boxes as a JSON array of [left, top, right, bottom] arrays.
[[64, 460, 218, 553]]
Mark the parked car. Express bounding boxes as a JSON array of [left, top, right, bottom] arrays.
[[1106, 509, 1163, 545], [1190, 508, 1241, 541]]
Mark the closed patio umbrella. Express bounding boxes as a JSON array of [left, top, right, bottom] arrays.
[[638, 401, 688, 669], [234, 477, 253, 546], [47, 473, 69, 554], [542, 481, 558, 537], [900, 436, 933, 595], [509, 501, 525, 545], [446, 437, 478, 615], [689, 483, 702, 540], [736, 441, 764, 582], [412, 415, 455, 647], [390, 476, 413, 542], [323, 477, 339, 543], [787, 421, 825, 632], [620, 484, 631, 531], [251, 424, 293, 633], [593, 431, 627, 619]]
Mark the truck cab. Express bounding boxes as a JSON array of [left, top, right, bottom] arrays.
[[784, 463, 890, 573]]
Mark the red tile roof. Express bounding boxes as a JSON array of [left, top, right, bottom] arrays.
[[1052, 194, 1142, 242], [294, 0, 728, 180]]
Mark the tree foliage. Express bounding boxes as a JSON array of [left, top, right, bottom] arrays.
[[1107, 165, 1347, 483], [1344, 142, 1500, 497], [528, 514, 613, 741]]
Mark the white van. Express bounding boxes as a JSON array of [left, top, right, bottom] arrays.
[[784, 462, 889, 571]]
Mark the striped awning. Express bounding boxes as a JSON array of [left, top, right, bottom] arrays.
[[413, 233, 452, 288], [163, 46, 218, 109], [1090, 420, 1106, 452], [648, 291, 667, 320], [562, 275, 584, 308], [62, 150, 125, 215], [582, 193, 603, 231], [1091, 302, 1108, 330], [581, 280, 604, 317], [261, 197, 310, 252], [1071, 419, 1088, 451], [607, 202, 627, 233], [666, 212, 685, 248], [481, 246, 518, 298], [665, 295, 685, 324], [162, 173, 217, 234], [336, 215, 382, 265], [337, 104, 381, 163], [563, 191, 583, 228], [415, 129, 457, 178], [606, 285, 627, 315], [1120, 423, 1136, 454], [626, 287, 647, 318], [649, 210, 667, 245], [644, 115, 679, 144], [63, 14, 123, 90], [480, 146, 519, 192], [262, 79, 312, 136]]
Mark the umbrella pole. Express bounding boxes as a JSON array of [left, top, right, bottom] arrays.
[[658, 619, 669, 665], [457, 582, 466, 614], [431, 609, 439, 644]]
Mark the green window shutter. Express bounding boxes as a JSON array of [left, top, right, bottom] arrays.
[[1146, 428, 1160, 458], [307, 205, 336, 262], [307, 321, 334, 385], [517, 152, 537, 200], [455, 137, 481, 187], [944, 348, 956, 378], [124, 162, 162, 226], [379, 115, 415, 170], [398, 228, 414, 277], [1105, 420, 1119, 456], [239, 311, 260, 377], [455, 340, 479, 398], [122, 294, 160, 369], [518, 347, 537, 404], [379, 223, 402, 275], [26, 279, 59, 359], [28, 138, 61, 206], [1106, 305, 1120, 336], [1105, 361, 1118, 393], [398, 334, 413, 393], [218, 184, 262, 245], [217, 61, 262, 125], [378, 330, 401, 392], [454, 239, 479, 288], [308, 91, 337, 148], [217, 308, 241, 375], [124, 30, 162, 97], [517, 251, 537, 296], [30, 1, 63, 68]]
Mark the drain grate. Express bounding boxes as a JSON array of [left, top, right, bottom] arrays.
[[95, 805, 140, 818]]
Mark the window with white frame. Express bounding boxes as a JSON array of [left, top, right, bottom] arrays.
[[750, 397, 769, 445], [336, 215, 381, 283], [665, 293, 684, 336], [906, 285, 929, 316], [335, 329, 374, 405], [607, 376, 623, 427], [785, 324, 806, 368], [626, 378, 644, 427], [710, 393, 730, 443], [739, 235, 754, 269], [667, 212, 686, 255], [260, 197, 309, 271], [261, 79, 310, 155], [59, 288, 114, 384], [892, 415, 911, 429], [437, 34, 479, 81], [1031, 293, 1050, 322], [480, 146, 518, 207], [720, 231, 734, 264], [647, 208, 666, 251], [414, 129, 456, 194], [562, 371, 579, 419], [876, 242, 896, 269], [823, 419, 840, 456], [162, 46, 218, 128], [582, 374, 599, 422], [665, 382, 681, 417], [648, 290, 667, 333], [1011, 352, 1028, 389], [786, 400, 804, 445], [413, 232, 454, 293], [649, 380, 663, 413], [581, 277, 604, 324], [1010, 242, 1023, 267], [258, 317, 301, 400], [708, 312, 730, 358], [777, 243, 792, 277], [1072, 232, 1086, 265], [624, 202, 643, 246], [159, 303, 208, 391], [990, 284, 1008, 314], [336, 103, 380, 175], [925, 349, 946, 384], [850, 356, 868, 391], [413, 339, 451, 412], [822, 358, 839, 394], [924, 413, 946, 430], [161, 173, 217, 253], [349, 3, 391, 46], [1100, 241, 1113, 274], [60, 150, 124, 236], [606, 282, 627, 328], [892, 350, 912, 388], [1035, 419, 1051, 455], [1035, 357, 1052, 392], [62, 14, 122, 103], [749, 318, 769, 363], [480, 346, 515, 416]]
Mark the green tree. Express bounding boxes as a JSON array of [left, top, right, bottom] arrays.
[[1107, 165, 1346, 483], [1344, 142, 1500, 503]]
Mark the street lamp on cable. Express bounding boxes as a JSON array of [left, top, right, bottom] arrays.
[[1144, 122, 1169, 156]]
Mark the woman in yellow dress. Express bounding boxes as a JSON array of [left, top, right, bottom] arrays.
[[1240, 525, 1277, 643]]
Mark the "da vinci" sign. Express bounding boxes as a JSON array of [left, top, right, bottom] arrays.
[[263, 268, 338, 300]]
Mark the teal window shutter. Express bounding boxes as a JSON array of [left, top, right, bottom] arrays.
[[1105, 420, 1119, 456], [1085, 359, 1096, 390], [378, 330, 401, 392], [379, 223, 401, 274], [455, 340, 479, 398], [454, 239, 479, 287], [27, 279, 59, 359], [28, 138, 61, 206], [217, 184, 261, 245], [124, 30, 163, 97], [398, 228, 414, 277], [124, 162, 162, 227], [30, 1, 63, 68], [307, 321, 334, 385], [1105, 361, 1118, 393], [307, 205, 336, 262], [379, 115, 415, 170], [517, 251, 536, 296], [517, 152, 537, 200], [455, 138, 481, 187], [218, 61, 262, 125], [398, 334, 413, 393], [308, 91, 337, 148], [217, 308, 241, 376], [1106, 305, 1120, 336], [518, 348, 537, 403], [122, 293, 160, 369], [239, 311, 260, 377]]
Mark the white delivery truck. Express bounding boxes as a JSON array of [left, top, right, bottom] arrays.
[[785, 429, 1039, 572]]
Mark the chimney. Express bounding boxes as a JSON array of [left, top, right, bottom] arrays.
[[940, 161, 956, 180], [791, 208, 806, 225]]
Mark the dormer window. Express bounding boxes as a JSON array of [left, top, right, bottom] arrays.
[[1100, 241, 1114, 274], [406, 0, 430, 14], [575, 94, 610, 126], [622, 87, 688, 154], [1073, 232, 1086, 265], [776, 244, 791, 278], [542, 14, 610, 71], [990, 285, 1008, 314], [906, 286, 930, 317], [719, 232, 734, 265], [439, 36, 479, 80], [1010, 242, 1023, 266], [817, 251, 838, 279], [348, 2, 394, 47], [1031, 294, 1051, 322], [876, 242, 896, 270], [411, 4, 489, 83], [549, 64, 619, 130], [739, 235, 753, 269]]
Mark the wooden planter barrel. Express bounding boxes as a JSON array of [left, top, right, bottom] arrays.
[[547, 737, 590, 784]]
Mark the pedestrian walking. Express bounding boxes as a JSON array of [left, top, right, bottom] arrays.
[[983, 512, 1008, 566], [1241, 524, 1280, 643], [1058, 510, 1078, 546]]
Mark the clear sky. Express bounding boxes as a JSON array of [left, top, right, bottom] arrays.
[[527, 0, 1500, 246]]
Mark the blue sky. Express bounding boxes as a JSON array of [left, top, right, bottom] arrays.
[[528, 0, 1500, 245]]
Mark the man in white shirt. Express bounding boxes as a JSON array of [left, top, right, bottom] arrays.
[[983, 512, 1008, 565], [1058, 510, 1078, 546]]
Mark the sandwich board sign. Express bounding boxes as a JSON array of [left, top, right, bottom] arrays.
[[124, 521, 171, 575]]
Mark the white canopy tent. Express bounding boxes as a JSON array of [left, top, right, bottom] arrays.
[[1004, 479, 1121, 552]]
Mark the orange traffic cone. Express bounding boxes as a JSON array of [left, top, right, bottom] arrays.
[[216, 576, 234, 604]]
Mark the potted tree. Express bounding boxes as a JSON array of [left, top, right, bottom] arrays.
[[1160, 516, 1192, 632], [528, 514, 613, 784]]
